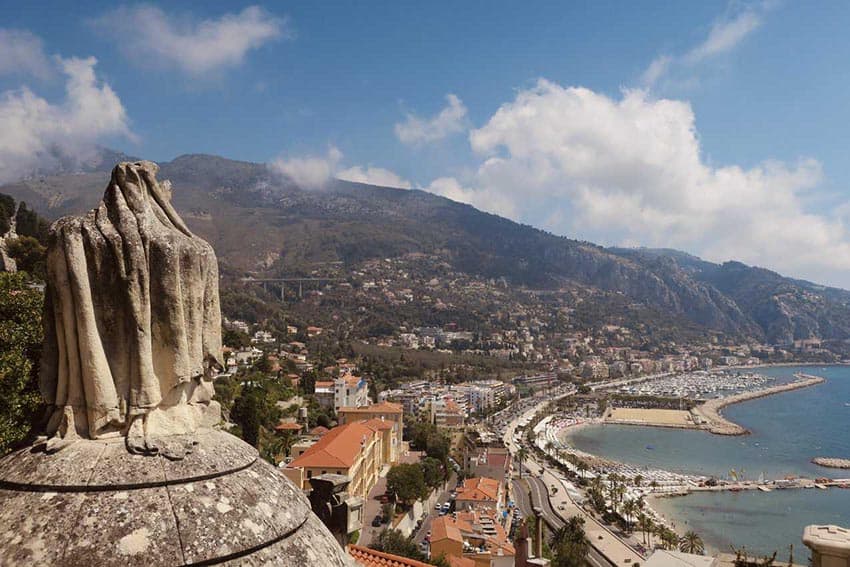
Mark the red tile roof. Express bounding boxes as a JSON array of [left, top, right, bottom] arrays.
[[347, 545, 431, 567], [456, 477, 500, 502], [288, 422, 376, 469]]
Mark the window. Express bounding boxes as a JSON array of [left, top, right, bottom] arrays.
[[307, 471, 312, 479]]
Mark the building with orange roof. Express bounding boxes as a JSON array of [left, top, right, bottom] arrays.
[[283, 419, 392, 501], [430, 511, 515, 567], [338, 402, 404, 463], [455, 477, 503, 513], [346, 544, 432, 567]]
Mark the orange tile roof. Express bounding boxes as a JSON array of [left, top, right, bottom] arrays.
[[274, 421, 302, 431], [288, 422, 376, 469], [362, 418, 394, 431], [347, 545, 431, 567], [431, 517, 463, 544], [456, 477, 500, 502], [447, 557, 476, 567], [338, 401, 403, 414], [315, 380, 335, 388], [309, 426, 329, 436]]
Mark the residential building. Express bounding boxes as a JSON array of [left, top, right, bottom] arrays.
[[455, 477, 503, 513], [337, 402, 404, 464], [283, 421, 386, 500], [430, 512, 515, 567], [334, 374, 369, 411]]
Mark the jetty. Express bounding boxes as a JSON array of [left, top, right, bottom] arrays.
[[693, 373, 825, 435]]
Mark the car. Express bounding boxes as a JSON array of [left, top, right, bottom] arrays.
[[435, 502, 442, 510], [371, 515, 382, 527]]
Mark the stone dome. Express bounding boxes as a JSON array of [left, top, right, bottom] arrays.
[[0, 430, 354, 566]]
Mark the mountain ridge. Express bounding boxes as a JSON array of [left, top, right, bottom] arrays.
[[3, 152, 848, 346]]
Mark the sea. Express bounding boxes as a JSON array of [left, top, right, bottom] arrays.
[[561, 365, 850, 557]]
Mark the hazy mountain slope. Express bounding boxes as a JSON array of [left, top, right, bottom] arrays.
[[613, 248, 850, 343], [3, 153, 848, 343]]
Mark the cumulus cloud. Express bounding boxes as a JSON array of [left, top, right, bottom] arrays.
[[643, 5, 766, 87], [0, 29, 53, 79], [395, 94, 468, 145], [425, 78, 850, 285], [269, 146, 342, 190], [270, 148, 412, 191], [93, 5, 287, 76], [337, 166, 412, 189], [0, 56, 132, 184]]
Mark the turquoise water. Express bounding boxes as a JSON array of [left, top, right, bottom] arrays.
[[563, 365, 850, 556]]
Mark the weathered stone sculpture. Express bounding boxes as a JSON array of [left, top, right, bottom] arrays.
[[39, 161, 222, 456], [0, 161, 353, 566]]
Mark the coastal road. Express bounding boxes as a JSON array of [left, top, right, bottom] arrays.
[[511, 478, 535, 518], [503, 395, 643, 567], [519, 475, 613, 567]]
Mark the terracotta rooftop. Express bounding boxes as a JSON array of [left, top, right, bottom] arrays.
[[288, 422, 377, 469], [362, 418, 394, 431], [274, 421, 302, 432], [447, 557, 476, 567], [431, 516, 463, 544], [308, 426, 329, 436], [347, 544, 431, 567], [456, 477, 500, 502]]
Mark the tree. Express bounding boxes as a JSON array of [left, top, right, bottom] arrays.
[[638, 513, 653, 547], [230, 375, 282, 449], [679, 531, 705, 555], [386, 463, 428, 506], [421, 456, 445, 489], [0, 273, 44, 455], [223, 328, 251, 349], [550, 515, 589, 567], [6, 236, 46, 279], [516, 447, 529, 478], [370, 529, 428, 562]]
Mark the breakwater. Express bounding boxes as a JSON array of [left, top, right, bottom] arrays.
[[694, 373, 825, 435]]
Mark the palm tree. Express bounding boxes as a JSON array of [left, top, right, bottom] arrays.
[[516, 447, 528, 478], [577, 461, 589, 480], [679, 530, 705, 555], [622, 499, 637, 532], [634, 474, 643, 488], [660, 527, 679, 551], [638, 513, 653, 547]]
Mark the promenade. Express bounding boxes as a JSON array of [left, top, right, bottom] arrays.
[[504, 400, 644, 567]]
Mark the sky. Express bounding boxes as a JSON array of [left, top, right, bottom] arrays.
[[3, 1, 850, 287]]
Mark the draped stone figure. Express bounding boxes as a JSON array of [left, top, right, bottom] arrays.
[[39, 161, 223, 456]]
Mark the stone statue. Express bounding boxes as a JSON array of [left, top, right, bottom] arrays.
[[0, 160, 355, 565], [39, 161, 223, 457]]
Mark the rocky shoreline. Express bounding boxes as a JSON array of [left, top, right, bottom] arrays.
[[693, 373, 826, 435], [812, 457, 850, 469]]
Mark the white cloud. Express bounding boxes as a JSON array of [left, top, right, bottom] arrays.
[[0, 56, 132, 184], [269, 147, 342, 190], [395, 94, 468, 145], [0, 29, 52, 80], [425, 78, 850, 285], [685, 10, 761, 63], [643, 5, 765, 87], [93, 5, 287, 76], [337, 166, 412, 189]]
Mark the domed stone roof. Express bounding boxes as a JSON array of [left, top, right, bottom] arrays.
[[0, 430, 354, 566]]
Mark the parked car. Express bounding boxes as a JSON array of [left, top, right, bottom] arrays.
[[371, 515, 382, 527]]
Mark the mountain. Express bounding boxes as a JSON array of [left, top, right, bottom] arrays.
[[2, 152, 849, 345]]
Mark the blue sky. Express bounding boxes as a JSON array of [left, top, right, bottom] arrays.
[[3, 1, 850, 286]]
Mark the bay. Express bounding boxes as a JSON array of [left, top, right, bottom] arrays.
[[562, 365, 850, 556]]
